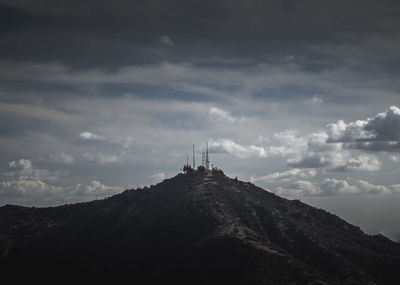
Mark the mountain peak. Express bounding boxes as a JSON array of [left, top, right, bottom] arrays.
[[1, 170, 400, 284]]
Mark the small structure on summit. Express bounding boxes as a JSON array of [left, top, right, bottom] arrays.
[[183, 142, 211, 173]]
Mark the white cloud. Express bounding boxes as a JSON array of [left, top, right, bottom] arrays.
[[208, 107, 247, 123], [267, 126, 382, 172], [356, 180, 391, 195], [8, 159, 32, 170], [327, 119, 373, 142], [276, 107, 400, 172], [79, 131, 106, 141], [251, 168, 316, 183], [320, 178, 360, 195], [149, 172, 166, 183], [268, 130, 308, 157], [271, 178, 400, 197], [209, 139, 266, 158], [328, 154, 381, 172], [327, 106, 400, 143], [160, 35, 174, 47], [276, 180, 321, 197], [0, 176, 63, 198], [0, 175, 125, 205], [81, 180, 123, 196]]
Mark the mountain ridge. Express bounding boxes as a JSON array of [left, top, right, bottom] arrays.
[[1, 168, 400, 284]]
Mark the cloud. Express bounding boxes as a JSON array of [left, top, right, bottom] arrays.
[[0, 59, 364, 103], [80, 153, 120, 164], [268, 130, 308, 157], [344, 141, 400, 152], [356, 180, 391, 195], [0, 176, 124, 205], [304, 94, 324, 105], [327, 106, 400, 143], [390, 184, 400, 194], [204, 108, 396, 175], [149, 172, 166, 183], [6, 159, 63, 181], [280, 132, 342, 169], [272, 178, 398, 197], [79, 180, 123, 196], [266, 121, 384, 172], [79, 131, 106, 141], [288, 153, 332, 168], [361, 106, 400, 141], [48, 152, 75, 164], [39, 152, 120, 165], [327, 154, 381, 172], [264, 107, 400, 174], [287, 150, 381, 172], [275, 107, 400, 172], [201, 107, 399, 175], [251, 168, 316, 183], [0, 176, 63, 198], [1, 159, 65, 201], [208, 107, 247, 123], [8, 159, 32, 170], [209, 139, 266, 158], [320, 178, 360, 195], [160, 35, 174, 47], [276, 180, 321, 197]]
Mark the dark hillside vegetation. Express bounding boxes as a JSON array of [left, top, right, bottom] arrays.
[[1, 169, 400, 284]]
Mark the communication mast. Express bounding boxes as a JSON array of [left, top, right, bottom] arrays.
[[206, 141, 210, 169], [193, 144, 195, 169]]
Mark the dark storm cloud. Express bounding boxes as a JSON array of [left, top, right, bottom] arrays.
[[1, 0, 400, 70]]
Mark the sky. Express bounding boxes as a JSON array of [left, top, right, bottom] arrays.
[[1, 0, 400, 240]]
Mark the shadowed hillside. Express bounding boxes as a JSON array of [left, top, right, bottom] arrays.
[[1, 168, 400, 284]]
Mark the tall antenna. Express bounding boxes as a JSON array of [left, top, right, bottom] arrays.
[[193, 144, 195, 169], [206, 141, 210, 169], [187, 154, 189, 167]]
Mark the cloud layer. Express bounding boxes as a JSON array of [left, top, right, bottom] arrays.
[[273, 178, 399, 197]]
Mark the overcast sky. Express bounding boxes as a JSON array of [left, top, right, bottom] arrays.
[[1, 0, 400, 240]]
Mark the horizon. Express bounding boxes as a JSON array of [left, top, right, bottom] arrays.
[[1, 1, 400, 242]]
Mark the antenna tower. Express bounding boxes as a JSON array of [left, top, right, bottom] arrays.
[[193, 144, 195, 169], [206, 141, 210, 169]]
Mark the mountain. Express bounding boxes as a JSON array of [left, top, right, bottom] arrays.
[[1, 168, 400, 284]]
